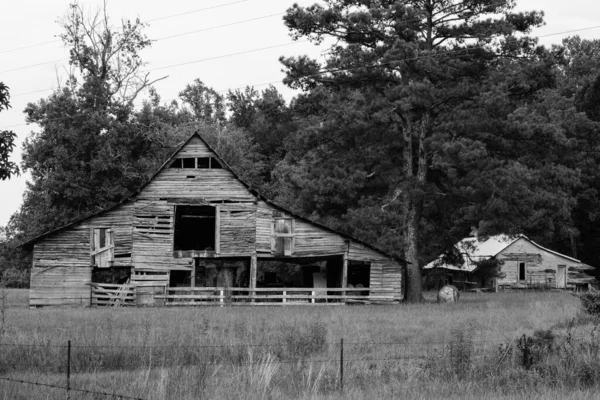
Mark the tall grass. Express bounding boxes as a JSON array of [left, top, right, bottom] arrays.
[[1, 291, 599, 399]]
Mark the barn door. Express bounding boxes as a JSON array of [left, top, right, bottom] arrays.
[[556, 265, 567, 288], [91, 228, 114, 268], [272, 218, 294, 256]]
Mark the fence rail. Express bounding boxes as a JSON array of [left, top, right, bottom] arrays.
[[156, 286, 379, 305], [90, 283, 136, 307], [87, 283, 400, 307]]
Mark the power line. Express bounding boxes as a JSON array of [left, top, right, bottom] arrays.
[[0, 59, 65, 74], [8, 40, 307, 103], [0, 0, 249, 55], [145, 0, 247, 23], [2, 11, 286, 76], [4, 21, 600, 128], [153, 13, 284, 42], [146, 40, 308, 72]]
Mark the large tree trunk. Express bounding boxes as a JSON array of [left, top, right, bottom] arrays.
[[401, 112, 429, 303]]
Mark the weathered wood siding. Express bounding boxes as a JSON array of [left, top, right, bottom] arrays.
[[29, 134, 404, 305], [131, 199, 191, 270], [30, 204, 133, 306], [220, 203, 256, 256], [137, 137, 255, 203], [496, 238, 593, 288], [30, 266, 91, 306], [256, 202, 272, 254], [369, 261, 402, 300]]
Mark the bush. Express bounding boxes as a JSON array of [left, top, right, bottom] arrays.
[[277, 319, 328, 359], [516, 329, 555, 370], [580, 292, 600, 317], [0, 268, 30, 288]]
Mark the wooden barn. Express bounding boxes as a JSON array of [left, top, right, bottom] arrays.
[[424, 235, 595, 291], [22, 132, 403, 307]]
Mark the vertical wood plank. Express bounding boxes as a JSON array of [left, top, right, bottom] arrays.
[[215, 205, 221, 254], [342, 254, 348, 289], [191, 261, 196, 288], [250, 255, 257, 289], [89, 227, 94, 265]]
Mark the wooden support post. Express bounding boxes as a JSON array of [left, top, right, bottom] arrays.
[[219, 290, 224, 306], [282, 290, 286, 304], [342, 254, 348, 303], [215, 206, 221, 254], [311, 291, 315, 304], [66, 340, 71, 400], [340, 338, 344, 393], [191, 261, 196, 289], [250, 255, 257, 303]]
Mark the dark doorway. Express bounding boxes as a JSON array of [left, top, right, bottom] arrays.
[[174, 206, 216, 251], [170, 270, 191, 287]]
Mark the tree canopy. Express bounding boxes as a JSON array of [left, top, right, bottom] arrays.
[[3, 0, 600, 295], [0, 82, 18, 181]]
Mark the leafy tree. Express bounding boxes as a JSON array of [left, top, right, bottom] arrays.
[[179, 79, 227, 124], [59, 1, 165, 107], [281, 0, 544, 301], [0, 82, 18, 180], [17, 2, 171, 238]]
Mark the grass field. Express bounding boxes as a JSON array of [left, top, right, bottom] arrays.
[[1, 289, 599, 399]]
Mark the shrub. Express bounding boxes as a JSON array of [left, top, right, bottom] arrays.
[[580, 292, 600, 317], [516, 329, 555, 370], [0, 268, 30, 288], [277, 319, 328, 359], [448, 325, 474, 378]]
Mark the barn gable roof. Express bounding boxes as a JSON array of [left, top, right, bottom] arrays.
[[20, 131, 404, 264], [424, 234, 590, 272]]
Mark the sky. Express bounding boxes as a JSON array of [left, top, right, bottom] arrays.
[[1, 0, 600, 228]]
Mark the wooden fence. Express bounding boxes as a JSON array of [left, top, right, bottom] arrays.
[[90, 285, 398, 307], [90, 283, 136, 307], [155, 287, 390, 306]]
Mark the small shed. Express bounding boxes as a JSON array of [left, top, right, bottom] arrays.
[[424, 235, 595, 291], [22, 132, 404, 307]]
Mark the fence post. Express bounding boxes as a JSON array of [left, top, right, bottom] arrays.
[[340, 338, 344, 392], [66, 340, 71, 400]]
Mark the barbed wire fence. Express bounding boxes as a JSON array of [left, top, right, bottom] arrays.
[[0, 335, 590, 399]]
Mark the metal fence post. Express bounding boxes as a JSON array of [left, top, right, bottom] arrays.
[[340, 338, 344, 392], [67, 340, 71, 400]]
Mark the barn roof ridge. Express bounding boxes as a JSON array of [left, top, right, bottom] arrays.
[[20, 130, 405, 264]]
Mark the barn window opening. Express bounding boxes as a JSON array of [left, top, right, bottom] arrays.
[[174, 206, 216, 251], [169, 157, 223, 169], [91, 228, 114, 268], [197, 157, 210, 168], [272, 216, 294, 256], [182, 158, 196, 168], [169, 159, 182, 168], [518, 262, 526, 281]]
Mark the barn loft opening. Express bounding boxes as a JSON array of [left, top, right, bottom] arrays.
[[174, 206, 216, 251], [256, 256, 343, 289], [169, 157, 223, 169]]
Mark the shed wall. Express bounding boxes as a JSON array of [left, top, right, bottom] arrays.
[[496, 238, 593, 288]]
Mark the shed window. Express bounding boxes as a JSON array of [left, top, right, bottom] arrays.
[[518, 262, 526, 281], [174, 206, 216, 251], [91, 228, 114, 268], [348, 261, 370, 288], [272, 218, 294, 256]]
